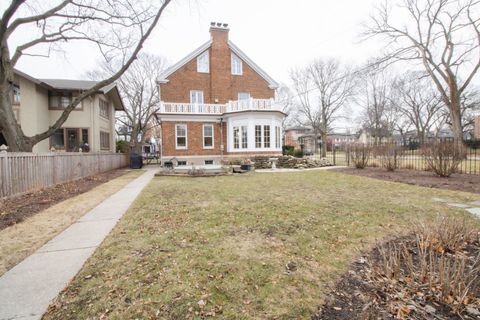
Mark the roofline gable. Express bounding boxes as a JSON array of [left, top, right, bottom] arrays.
[[156, 40, 279, 90], [157, 40, 212, 83], [227, 41, 278, 89]]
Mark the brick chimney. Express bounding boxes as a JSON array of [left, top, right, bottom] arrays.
[[209, 22, 229, 43], [210, 22, 231, 103]]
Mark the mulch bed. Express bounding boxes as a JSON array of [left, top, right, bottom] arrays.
[[0, 169, 129, 231], [313, 234, 480, 320], [334, 167, 480, 194]]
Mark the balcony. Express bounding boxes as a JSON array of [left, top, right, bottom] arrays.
[[159, 98, 283, 115]]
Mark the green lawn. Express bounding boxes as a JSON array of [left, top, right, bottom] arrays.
[[44, 171, 480, 320]]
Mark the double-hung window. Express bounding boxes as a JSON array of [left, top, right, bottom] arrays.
[[255, 125, 262, 148], [197, 51, 209, 73], [238, 92, 250, 100], [241, 126, 248, 149], [275, 126, 281, 148], [190, 90, 204, 104], [233, 127, 240, 149], [203, 124, 214, 149], [99, 99, 110, 119], [263, 125, 271, 148], [231, 53, 242, 75], [176, 124, 187, 149]]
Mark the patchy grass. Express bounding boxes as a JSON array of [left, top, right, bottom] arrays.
[[0, 170, 144, 276], [43, 171, 480, 320]]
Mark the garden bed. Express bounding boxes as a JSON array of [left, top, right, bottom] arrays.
[[314, 217, 480, 319], [0, 168, 130, 230], [335, 167, 480, 194]]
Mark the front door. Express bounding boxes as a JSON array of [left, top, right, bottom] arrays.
[[66, 128, 79, 152]]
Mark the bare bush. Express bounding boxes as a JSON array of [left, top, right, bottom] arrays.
[[349, 144, 371, 169], [371, 216, 480, 315], [376, 144, 398, 171], [422, 141, 466, 177]]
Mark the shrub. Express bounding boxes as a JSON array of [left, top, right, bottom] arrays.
[[349, 144, 371, 169], [293, 150, 304, 158], [373, 216, 480, 314], [465, 139, 480, 149], [377, 144, 399, 171], [283, 145, 295, 155], [422, 140, 465, 177], [116, 140, 130, 153]]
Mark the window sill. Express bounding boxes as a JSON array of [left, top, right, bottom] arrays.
[[203, 146, 214, 149], [176, 147, 188, 150]]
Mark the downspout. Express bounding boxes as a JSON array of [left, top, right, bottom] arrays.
[[220, 117, 224, 162]]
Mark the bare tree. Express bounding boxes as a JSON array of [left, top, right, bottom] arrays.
[[365, 0, 480, 141], [358, 69, 397, 145], [290, 58, 356, 157], [0, 0, 171, 151], [89, 53, 166, 152], [393, 71, 443, 144]]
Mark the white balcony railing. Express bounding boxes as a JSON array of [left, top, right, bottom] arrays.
[[159, 98, 282, 115]]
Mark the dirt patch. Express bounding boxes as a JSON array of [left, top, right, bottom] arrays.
[[0, 169, 129, 230], [335, 167, 480, 194]]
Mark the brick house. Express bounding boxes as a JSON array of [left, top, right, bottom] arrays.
[[156, 22, 286, 166]]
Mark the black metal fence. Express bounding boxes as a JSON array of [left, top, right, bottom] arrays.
[[318, 139, 480, 175]]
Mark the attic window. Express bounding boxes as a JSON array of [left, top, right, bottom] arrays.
[[231, 53, 242, 75], [197, 51, 209, 73]]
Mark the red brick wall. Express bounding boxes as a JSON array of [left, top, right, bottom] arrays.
[[162, 121, 225, 157], [160, 28, 275, 104]]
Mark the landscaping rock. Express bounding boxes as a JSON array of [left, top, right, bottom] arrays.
[[251, 156, 332, 170]]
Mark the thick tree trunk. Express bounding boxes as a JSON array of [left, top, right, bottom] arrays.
[[321, 132, 327, 157], [449, 98, 463, 142], [0, 53, 34, 152]]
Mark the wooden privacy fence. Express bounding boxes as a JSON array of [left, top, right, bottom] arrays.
[[0, 152, 129, 199]]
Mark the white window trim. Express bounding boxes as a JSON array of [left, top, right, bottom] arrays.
[[175, 124, 188, 150], [231, 53, 243, 75], [203, 124, 214, 149], [197, 51, 209, 73], [190, 90, 204, 104]]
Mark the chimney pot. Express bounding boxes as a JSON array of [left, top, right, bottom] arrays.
[[210, 22, 215, 26], [216, 22, 222, 27], [223, 23, 228, 28]]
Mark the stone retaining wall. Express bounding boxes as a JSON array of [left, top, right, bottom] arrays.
[[251, 156, 332, 169]]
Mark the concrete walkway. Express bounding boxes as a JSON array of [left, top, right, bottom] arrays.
[[0, 168, 156, 320], [433, 197, 480, 219]]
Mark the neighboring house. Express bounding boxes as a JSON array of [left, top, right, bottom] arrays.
[[156, 22, 286, 165], [285, 126, 356, 152], [284, 126, 313, 150], [0, 69, 124, 153]]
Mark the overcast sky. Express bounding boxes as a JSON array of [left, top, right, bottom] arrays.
[[11, 0, 382, 85]]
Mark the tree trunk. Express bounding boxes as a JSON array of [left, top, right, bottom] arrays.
[[0, 70, 35, 152], [449, 98, 463, 142], [321, 132, 327, 157]]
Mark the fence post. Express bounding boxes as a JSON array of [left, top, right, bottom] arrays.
[[333, 144, 336, 166], [0, 146, 9, 198]]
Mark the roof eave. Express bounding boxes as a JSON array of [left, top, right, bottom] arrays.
[[157, 40, 213, 83]]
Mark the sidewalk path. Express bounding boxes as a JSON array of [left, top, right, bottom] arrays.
[[0, 168, 156, 320]]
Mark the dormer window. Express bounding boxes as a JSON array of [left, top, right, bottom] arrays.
[[231, 53, 242, 75], [197, 51, 209, 73]]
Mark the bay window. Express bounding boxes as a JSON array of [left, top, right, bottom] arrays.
[[263, 125, 270, 148]]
